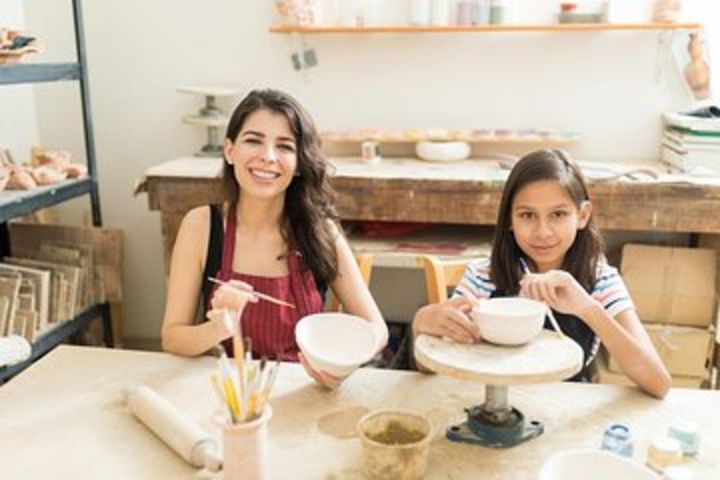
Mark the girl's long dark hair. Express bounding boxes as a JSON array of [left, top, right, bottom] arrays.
[[490, 149, 604, 295], [223, 89, 339, 289]]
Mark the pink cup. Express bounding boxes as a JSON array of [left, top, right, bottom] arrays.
[[223, 407, 273, 480]]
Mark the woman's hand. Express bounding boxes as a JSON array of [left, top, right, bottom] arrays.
[[298, 352, 346, 390], [413, 296, 482, 344], [519, 270, 598, 318], [209, 280, 257, 313], [206, 280, 258, 339]]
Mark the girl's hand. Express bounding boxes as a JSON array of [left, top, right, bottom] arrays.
[[413, 296, 482, 344], [298, 352, 346, 390], [519, 270, 598, 317], [209, 280, 258, 313]]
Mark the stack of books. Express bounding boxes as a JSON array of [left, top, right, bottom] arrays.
[[662, 111, 720, 174]]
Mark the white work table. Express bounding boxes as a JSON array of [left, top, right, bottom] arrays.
[[1, 346, 718, 479]]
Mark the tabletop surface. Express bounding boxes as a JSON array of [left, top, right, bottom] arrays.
[[1, 345, 718, 479]]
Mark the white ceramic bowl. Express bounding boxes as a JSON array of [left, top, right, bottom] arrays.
[[471, 297, 546, 346], [295, 313, 377, 377], [538, 449, 659, 480], [415, 141, 471, 162]]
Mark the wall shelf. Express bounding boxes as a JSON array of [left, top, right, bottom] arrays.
[[0, 0, 113, 383], [0, 63, 81, 85], [0, 178, 95, 223], [270, 23, 702, 34], [0, 303, 111, 383]]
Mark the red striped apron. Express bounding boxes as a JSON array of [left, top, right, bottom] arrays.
[[212, 205, 323, 361]]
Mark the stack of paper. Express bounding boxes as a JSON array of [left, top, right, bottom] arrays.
[[662, 112, 720, 174]]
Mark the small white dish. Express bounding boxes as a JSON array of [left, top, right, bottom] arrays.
[[415, 141, 471, 162], [295, 313, 377, 377], [471, 297, 546, 346], [538, 449, 659, 480]]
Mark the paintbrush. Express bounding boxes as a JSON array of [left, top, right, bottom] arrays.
[[208, 277, 296, 309], [228, 309, 245, 397], [519, 257, 565, 338]]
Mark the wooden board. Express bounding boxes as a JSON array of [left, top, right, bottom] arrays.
[[9, 222, 124, 303], [4, 257, 80, 324], [0, 264, 50, 332], [414, 332, 583, 385], [0, 273, 21, 336]]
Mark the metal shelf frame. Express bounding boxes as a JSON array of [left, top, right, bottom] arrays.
[[0, 303, 111, 383], [0, 0, 112, 382], [0, 63, 81, 85]]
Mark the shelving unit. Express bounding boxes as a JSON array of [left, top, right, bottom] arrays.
[[270, 22, 702, 34], [0, 0, 113, 383]]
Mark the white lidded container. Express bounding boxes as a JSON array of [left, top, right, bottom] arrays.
[[431, 0, 450, 25], [409, 0, 431, 25]]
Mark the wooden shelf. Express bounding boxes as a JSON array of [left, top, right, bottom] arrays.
[[322, 133, 579, 145], [270, 23, 702, 34]]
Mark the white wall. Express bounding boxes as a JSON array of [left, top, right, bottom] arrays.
[[16, 0, 720, 341]]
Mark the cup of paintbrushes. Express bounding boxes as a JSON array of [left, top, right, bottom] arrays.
[[223, 406, 273, 480]]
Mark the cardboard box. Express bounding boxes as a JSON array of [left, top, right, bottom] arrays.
[[621, 244, 716, 327], [593, 355, 706, 389], [607, 325, 714, 378]]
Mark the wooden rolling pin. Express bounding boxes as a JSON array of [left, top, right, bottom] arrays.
[[126, 385, 222, 472]]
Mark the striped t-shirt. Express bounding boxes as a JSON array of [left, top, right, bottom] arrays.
[[453, 257, 635, 365]]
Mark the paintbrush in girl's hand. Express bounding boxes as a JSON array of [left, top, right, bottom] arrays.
[[519, 257, 565, 338], [208, 277, 296, 309]]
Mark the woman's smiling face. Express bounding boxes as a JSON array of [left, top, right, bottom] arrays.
[[224, 108, 298, 201]]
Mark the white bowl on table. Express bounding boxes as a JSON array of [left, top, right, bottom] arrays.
[[538, 449, 659, 480], [295, 313, 377, 377], [470, 297, 546, 346], [415, 141, 471, 162]]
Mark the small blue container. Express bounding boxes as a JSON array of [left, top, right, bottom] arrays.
[[601, 422, 634, 457], [668, 421, 700, 456]]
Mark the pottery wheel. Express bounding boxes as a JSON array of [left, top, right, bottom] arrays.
[[414, 331, 583, 386]]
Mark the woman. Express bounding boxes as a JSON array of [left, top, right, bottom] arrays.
[[161, 89, 388, 388]]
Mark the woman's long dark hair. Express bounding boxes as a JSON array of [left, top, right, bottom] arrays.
[[223, 89, 339, 289], [490, 149, 604, 295]]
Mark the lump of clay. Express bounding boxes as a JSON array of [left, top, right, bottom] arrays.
[[63, 163, 88, 179], [6, 165, 37, 190], [31, 165, 67, 186]]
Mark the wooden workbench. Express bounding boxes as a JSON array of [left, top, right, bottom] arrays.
[[137, 157, 720, 270], [0, 345, 718, 479]]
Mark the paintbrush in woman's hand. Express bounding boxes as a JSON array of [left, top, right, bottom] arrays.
[[208, 277, 296, 309]]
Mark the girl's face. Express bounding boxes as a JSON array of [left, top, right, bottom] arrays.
[[510, 180, 591, 272], [224, 109, 298, 201]]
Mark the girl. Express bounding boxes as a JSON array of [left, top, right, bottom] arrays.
[[161, 89, 388, 389], [413, 149, 671, 398]]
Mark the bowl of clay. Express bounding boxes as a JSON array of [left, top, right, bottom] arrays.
[[415, 141, 471, 162], [471, 297, 546, 346], [538, 449, 659, 480], [357, 410, 432, 480], [295, 313, 377, 378]]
